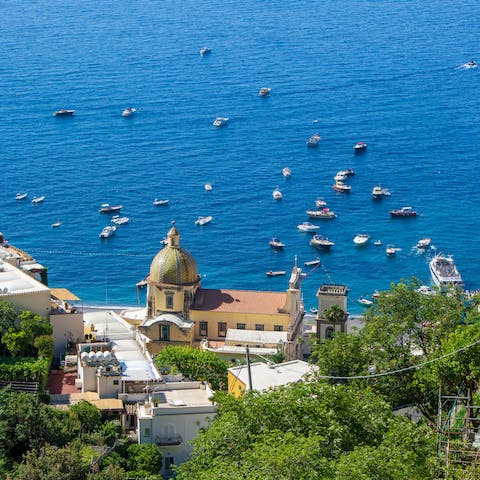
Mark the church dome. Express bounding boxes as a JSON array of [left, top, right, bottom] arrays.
[[149, 226, 199, 285]]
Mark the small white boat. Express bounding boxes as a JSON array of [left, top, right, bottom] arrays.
[[99, 203, 123, 213], [373, 240, 383, 246], [334, 171, 347, 182], [353, 233, 370, 246], [32, 196, 45, 204], [416, 285, 434, 295], [416, 237, 431, 250], [304, 259, 321, 267], [204, 183, 213, 191], [354, 141, 367, 153], [297, 222, 319, 232], [386, 245, 397, 256], [195, 215, 213, 226], [461, 60, 477, 69], [310, 234, 335, 250], [111, 215, 130, 225], [16, 193, 27, 201], [371, 185, 391, 199], [53, 109, 75, 117], [51, 221, 62, 228], [315, 198, 327, 208], [306, 133, 321, 147], [358, 297, 373, 306], [122, 107, 136, 117], [266, 270, 287, 277], [269, 237, 285, 249], [306, 208, 336, 219], [153, 198, 169, 206], [200, 47, 211, 56], [259, 87, 271, 97], [272, 187, 283, 200], [99, 225, 116, 238], [333, 181, 351, 193], [282, 167, 292, 178], [213, 116, 229, 127]]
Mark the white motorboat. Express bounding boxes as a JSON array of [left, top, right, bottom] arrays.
[[122, 107, 136, 117], [16, 193, 27, 201], [99, 203, 123, 213], [416, 237, 431, 250], [306, 133, 321, 147], [385, 245, 397, 256], [195, 216, 213, 226], [282, 167, 292, 178], [213, 116, 229, 127], [416, 285, 434, 295], [266, 270, 287, 277], [304, 259, 321, 267], [272, 187, 283, 200], [99, 225, 116, 238], [334, 171, 347, 182], [111, 215, 130, 225], [390, 206, 417, 217], [429, 254, 463, 288], [269, 237, 285, 249], [462, 60, 477, 69], [371, 185, 391, 199], [373, 240, 383, 246], [315, 198, 327, 208], [297, 222, 319, 232], [354, 141, 367, 152], [310, 234, 334, 250], [259, 87, 271, 97], [153, 198, 169, 206], [200, 47, 211, 56], [353, 233, 370, 246], [358, 297, 373, 306], [53, 109, 75, 117], [306, 207, 336, 219], [204, 183, 213, 191], [32, 196, 45, 204], [333, 181, 351, 193], [51, 221, 62, 228]]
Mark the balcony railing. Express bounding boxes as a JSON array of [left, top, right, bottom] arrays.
[[155, 434, 183, 446]]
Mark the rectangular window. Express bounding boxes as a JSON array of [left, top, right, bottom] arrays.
[[144, 427, 151, 438], [218, 322, 227, 337], [166, 293, 174, 309], [165, 456, 174, 472], [160, 324, 170, 341], [236, 323, 246, 330], [255, 324, 264, 331], [199, 321, 208, 337], [274, 325, 283, 332], [113, 380, 119, 385]]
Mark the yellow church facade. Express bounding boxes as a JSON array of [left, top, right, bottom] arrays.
[[136, 226, 305, 360]]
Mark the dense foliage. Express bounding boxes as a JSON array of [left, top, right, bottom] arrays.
[[176, 382, 439, 479], [154, 345, 229, 390]]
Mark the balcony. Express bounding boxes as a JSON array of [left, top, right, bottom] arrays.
[[155, 434, 183, 446]]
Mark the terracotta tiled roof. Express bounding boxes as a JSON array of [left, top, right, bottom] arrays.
[[191, 288, 287, 315]]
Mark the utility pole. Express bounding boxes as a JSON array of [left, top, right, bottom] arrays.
[[246, 345, 253, 392]]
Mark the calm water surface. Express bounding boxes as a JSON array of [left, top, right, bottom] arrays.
[[0, 0, 479, 313]]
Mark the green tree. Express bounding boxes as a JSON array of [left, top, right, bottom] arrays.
[[70, 400, 102, 434], [1, 328, 29, 357], [33, 334, 54, 359], [13, 444, 87, 480], [126, 443, 163, 477], [0, 300, 17, 337], [98, 420, 121, 446], [324, 304, 345, 326], [155, 345, 229, 390], [87, 464, 128, 480], [18, 310, 53, 339]]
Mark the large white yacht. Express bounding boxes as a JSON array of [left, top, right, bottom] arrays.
[[429, 254, 463, 288]]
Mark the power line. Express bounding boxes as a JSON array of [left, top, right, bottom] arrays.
[[315, 337, 480, 380]]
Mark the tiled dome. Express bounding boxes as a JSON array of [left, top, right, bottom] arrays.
[[149, 226, 199, 285]]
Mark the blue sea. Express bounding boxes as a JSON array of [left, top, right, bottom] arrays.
[[1, 0, 479, 314]]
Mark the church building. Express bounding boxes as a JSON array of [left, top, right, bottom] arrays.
[[132, 226, 305, 360]]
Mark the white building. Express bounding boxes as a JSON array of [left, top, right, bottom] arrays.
[[228, 359, 318, 397], [137, 381, 216, 477], [0, 258, 50, 317]]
